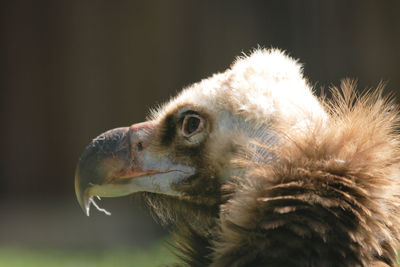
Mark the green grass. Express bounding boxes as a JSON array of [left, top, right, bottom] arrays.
[[0, 245, 398, 266], [0, 242, 177, 267]]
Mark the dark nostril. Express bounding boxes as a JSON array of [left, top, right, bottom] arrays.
[[137, 142, 143, 152]]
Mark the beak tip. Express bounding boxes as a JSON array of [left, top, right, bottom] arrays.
[[79, 194, 92, 217], [84, 206, 90, 217], [82, 196, 91, 217], [76, 190, 91, 216], [75, 170, 91, 216]]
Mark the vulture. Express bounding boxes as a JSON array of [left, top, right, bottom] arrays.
[[75, 49, 400, 266]]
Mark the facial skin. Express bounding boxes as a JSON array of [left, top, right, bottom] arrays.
[[75, 104, 239, 216]]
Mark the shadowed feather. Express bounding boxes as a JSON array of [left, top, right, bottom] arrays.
[[210, 81, 400, 266]]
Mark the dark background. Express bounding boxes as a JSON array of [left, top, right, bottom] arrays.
[[1, 0, 399, 249]]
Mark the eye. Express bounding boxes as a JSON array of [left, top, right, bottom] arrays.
[[182, 114, 204, 137]]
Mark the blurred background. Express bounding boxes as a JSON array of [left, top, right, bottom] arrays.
[[1, 0, 400, 265]]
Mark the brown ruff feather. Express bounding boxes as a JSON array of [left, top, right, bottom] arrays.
[[209, 81, 400, 266], [142, 81, 400, 267]]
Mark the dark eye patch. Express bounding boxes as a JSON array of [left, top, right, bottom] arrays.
[[160, 109, 205, 147], [160, 114, 176, 146]]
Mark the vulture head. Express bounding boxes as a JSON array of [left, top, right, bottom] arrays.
[[75, 49, 400, 266]]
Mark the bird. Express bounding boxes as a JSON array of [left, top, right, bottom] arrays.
[[75, 49, 400, 266]]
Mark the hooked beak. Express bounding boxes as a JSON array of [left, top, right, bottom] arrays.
[[74, 121, 194, 216]]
